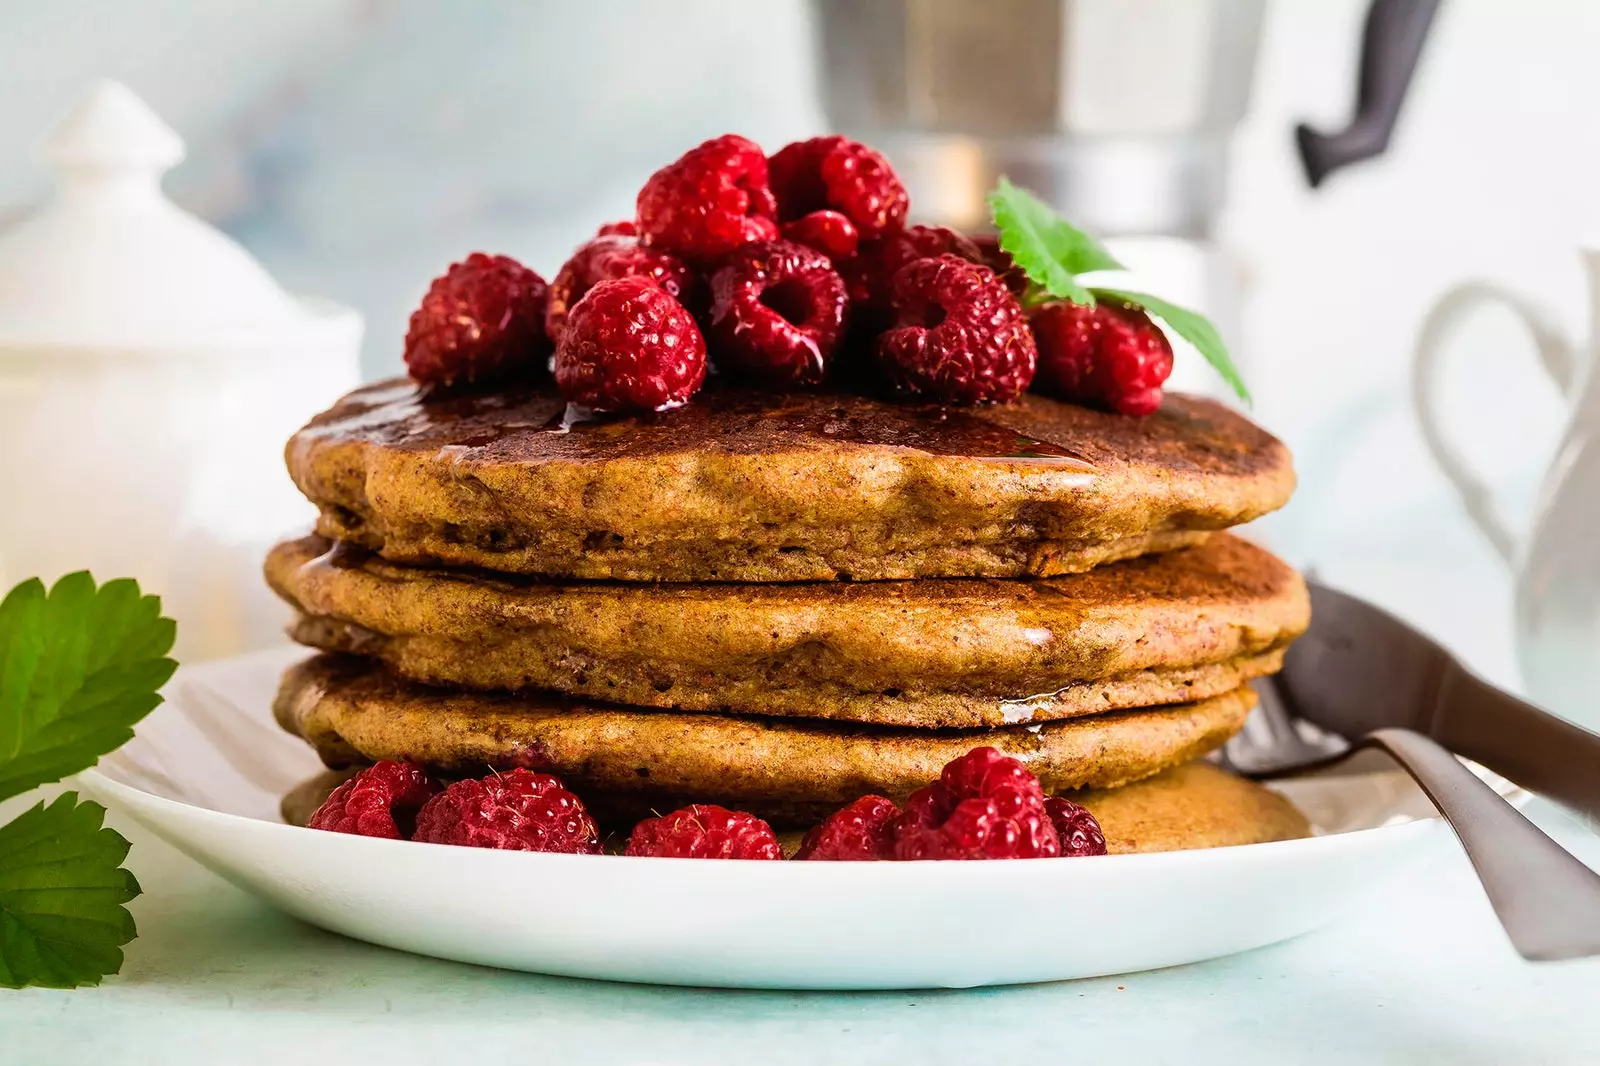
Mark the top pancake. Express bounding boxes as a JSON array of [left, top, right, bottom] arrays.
[[288, 380, 1294, 582]]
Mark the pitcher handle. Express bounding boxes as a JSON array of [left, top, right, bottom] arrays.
[[1411, 281, 1577, 564]]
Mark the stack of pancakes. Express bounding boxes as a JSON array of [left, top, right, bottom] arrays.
[[269, 382, 1312, 850]]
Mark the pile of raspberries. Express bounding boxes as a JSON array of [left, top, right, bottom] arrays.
[[403, 134, 1173, 417], [308, 746, 1108, 861]]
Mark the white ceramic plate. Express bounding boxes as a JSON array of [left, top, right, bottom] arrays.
[[80, 648, 1518, 990]]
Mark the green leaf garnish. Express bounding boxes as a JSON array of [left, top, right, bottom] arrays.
[[987, 177, 1124, 306], [0, 794, 140, 988], [0, 573, 176, 803], [1091, 288, 1251, 404], [988, 176, 1250, 404]]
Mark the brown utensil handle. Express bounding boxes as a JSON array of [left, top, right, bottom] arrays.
[[1429, 664, 1600, 821], [1364, 728, 1600, 961]]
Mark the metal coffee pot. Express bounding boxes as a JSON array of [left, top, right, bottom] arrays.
[[809, 0, 1439, 393]]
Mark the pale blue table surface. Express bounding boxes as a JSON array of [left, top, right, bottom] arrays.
[[4, 555, 1600, 1064]]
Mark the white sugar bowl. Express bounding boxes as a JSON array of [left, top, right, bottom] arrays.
[[0, 82, 362, 660]]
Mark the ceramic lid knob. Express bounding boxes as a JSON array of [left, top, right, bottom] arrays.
[[0, 80, 356, 354]]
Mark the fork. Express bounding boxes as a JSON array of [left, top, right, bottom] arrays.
[[1218, 677, 1600, 961]]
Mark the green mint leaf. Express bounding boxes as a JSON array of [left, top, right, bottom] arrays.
[[1091, 287, 1252, 405], [0, 573, 176, 802], [987, 176, 1125, 305], [0, 793, 139, 988]]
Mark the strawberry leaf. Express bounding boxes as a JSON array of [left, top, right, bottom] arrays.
[[987, 177, 1124, 305], [0, 573, 176, 803], [0, 793, 140, 989], [1092, 287, 1251, 404]]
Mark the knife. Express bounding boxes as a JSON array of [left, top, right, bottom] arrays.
[[1279, 582, 1600, 820]]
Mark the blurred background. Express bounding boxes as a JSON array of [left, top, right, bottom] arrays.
[[3, 0, 1598, 688]]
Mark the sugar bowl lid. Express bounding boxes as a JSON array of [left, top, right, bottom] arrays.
[[0, 81, 359, 354]]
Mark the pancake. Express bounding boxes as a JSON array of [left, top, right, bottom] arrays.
[[287, 380, 1293, 582], [274, 654, 1254, 825], [279, 760, 1310, 854], [1070, 760, 1311, 854], [267, 533, 1308, 728]]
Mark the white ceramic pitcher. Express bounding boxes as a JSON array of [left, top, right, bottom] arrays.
[[1413, 251, 1600, 727]]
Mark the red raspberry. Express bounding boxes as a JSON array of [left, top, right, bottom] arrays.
[[708, 240, 848, 386], [794, 796, 901, 861], [1030, 299, 1174, 417], [877, 255, 1037, 405], [412, 769, 600, 853], [838, 225, 984, 314], [403, 253, 551, 388], [554, 276, 707, 412], [637, 134, 779, 263], [624, 804, 782, 860], [969, 234, 1029, 297], [780, 210, 859, 261], [307, 761, 439, 840], [545, 234, 695, 345], [768, 136, 908, 241], [1044, 797, 1109, 858], [596, 220, 637, 237], [892, 747, 1060, 860]]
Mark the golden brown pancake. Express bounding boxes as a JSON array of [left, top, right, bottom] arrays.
[[267, 533, 1308, 728], [287, 381, 1294, 582], [274, 654, 1254, 825], [279, 760, 1309, 854]]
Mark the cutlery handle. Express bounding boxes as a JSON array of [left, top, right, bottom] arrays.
[[1365, 727, 1600, 961], [1432, 664, 1600, 822]]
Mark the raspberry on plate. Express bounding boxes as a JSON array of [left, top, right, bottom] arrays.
[[624, 804, 782, 859], [307, 761, 439, 840], [412, 768, 600, 853], [892, 746, 1061, 860], [838, 225, 984, 315], [768, 136, 909, 241], [545, 233, 695, 345], [404, 253, 552, 389], [794, 795, 901, 861], [554, 275, 707, 413], [708, 239, 849, 386], [877, 254, 1037, 405], [780, 209, 860, 262], [1030, 298, 1174, 417], [637, 134, 779, 263], [1045, 796, 1109, 857]]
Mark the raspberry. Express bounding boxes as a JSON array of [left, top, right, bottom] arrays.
[[969, 234, 1029, 297], [838, 225, 984, 314], [554, 276, 707, 412], [545, 234, 695, 345], [637, 134, 779, 263], [1030, 299, 1174, 416], [624, 804, 782, 859], [307, 761, 439, 840], [768, 136, 908, 241], [781, 210, 859, 261], [892, 747, 1060, 860], [877, 255, 1037, 405], [412, 769, 600, 853], [403, 253, 551, 388], [1044, 797, 1108, 858], [708, 240, 849, 386], [794, 796, 900, 861]]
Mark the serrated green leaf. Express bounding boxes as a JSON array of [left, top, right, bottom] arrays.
[[987, 177, 1125, 305], [0, 573, 176, 802], [1092, 287, 1252, 405], [0, 793, 140, 988]]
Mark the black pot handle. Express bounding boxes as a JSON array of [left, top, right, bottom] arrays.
[[1296, 0, 1442, 188]]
